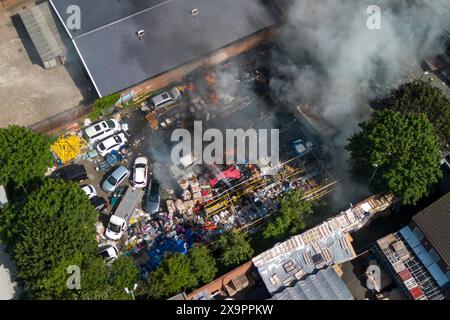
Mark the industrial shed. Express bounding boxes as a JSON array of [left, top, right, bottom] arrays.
[[19, 2, 67, 69], [49, 0, 281, 97], [270, 267, 354, 300]]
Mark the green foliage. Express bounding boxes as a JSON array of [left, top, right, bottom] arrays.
[[347, 110, 442, 205], [187, 244, 217, 285], [142, 253, 197, 299], [0, 126, 52, 187], [4, 179, 98, 297], [377, 81, 450, 151], [79, 256, 140, 300], [217, 230, 253, 267], [89, 93, 121, 120], [141, 245, 217, 299], [263, 189, 313, 240]]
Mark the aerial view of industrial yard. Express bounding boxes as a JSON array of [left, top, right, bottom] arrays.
[[0, 0, 449, 306]]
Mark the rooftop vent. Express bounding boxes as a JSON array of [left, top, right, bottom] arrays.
[[191, 8, 199, 16], [137, 29, 145, 39]]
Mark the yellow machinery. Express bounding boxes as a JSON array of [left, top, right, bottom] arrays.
[[51, 135, 87, 163]]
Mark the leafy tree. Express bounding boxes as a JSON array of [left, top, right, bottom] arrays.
[[375, 81, 450, 151], [89, 93, 121, 120], [217, 230, 253, 267], [0, 126, 53, 188], [37, 254, 140, 300], [9, 179, 98, 297], [263, 189, 313, 240], [80, 256, 140, 300], [346, 110, 442, 205], [141, 252, 197, 299], [188, 244, 217, 285]]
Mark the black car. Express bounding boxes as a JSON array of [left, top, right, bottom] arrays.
[[90, 196, 108, 212], [51, 164, 88, 182], [143, 180, 160, 213]]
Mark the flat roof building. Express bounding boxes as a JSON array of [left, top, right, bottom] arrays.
[[49, 0, 280, 97]]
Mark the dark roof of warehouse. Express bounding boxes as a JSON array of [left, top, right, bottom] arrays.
[[270, 267, 354, 300], [49, 0, 280, 97], [412, 192, 450, 267]]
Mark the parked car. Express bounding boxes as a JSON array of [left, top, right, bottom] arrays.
[[90, 196, 108, 212], [151, 87, 181, 111], [143, 180, 160, 213], [81, 184, 97, 199], [98, 245, 119, 264], [84, 119, 121, 143], [132, 157, 149, 188], [102, 166, 130, 192], [96, 133, 128, 157], [105, 215, 127, 241], [51, 164, 88, 182]]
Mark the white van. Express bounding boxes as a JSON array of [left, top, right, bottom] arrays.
[[84, 119, 121, 143], [151, 87, 181, 111]]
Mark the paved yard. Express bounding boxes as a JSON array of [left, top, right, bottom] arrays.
[[0, 244, 20, 300], [0, 0, 94, 128]]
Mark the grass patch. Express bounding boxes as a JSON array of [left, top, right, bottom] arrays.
[[88, 93, 121, 120]]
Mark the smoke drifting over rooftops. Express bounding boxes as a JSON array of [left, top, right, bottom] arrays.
[[272, 0, 449, 133], [269, 0, 450, 205]]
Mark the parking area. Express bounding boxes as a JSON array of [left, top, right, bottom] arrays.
[[0, 0, 94, 128]]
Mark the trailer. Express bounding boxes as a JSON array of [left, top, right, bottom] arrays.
[[112, 186, 145, 223]]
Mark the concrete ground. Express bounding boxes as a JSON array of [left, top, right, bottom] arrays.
[[0, 244, 21, 300], [0, 0, 94, 128]]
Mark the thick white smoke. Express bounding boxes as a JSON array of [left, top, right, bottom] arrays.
[[270, 0, 450, 206]]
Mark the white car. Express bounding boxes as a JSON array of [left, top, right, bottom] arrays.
[[81, 184, 97, 199], [84, 119, 121, 143], [151, 87, 181, 111], [105, 215, 127, 241], [96, 133, 127, 157], [132, 157, 149, 188], [99, 245, 119, 264]]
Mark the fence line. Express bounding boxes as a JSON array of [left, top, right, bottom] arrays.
[[28, 103, 92, 134]]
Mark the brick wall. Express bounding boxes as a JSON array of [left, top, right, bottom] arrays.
[[186, 261, 255, 300]]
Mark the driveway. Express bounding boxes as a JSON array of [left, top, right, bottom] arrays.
[[0, 0, 95, 128]]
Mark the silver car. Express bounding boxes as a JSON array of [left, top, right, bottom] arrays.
[[102, 166, 130, 192]]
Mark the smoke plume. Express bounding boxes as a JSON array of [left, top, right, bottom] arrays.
[[270, 0, 450, 206]]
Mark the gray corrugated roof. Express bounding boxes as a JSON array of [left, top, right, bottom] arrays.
[[19, 2, 66, 62], [412, 192, 450, 267], [254, 229, 355, 294], [49, 0, 280, 97], [270, 267, 354, 300]]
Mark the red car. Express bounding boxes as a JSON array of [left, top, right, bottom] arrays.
[[209, 166, 241, 187]]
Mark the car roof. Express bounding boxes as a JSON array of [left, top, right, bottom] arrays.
[[152, 92, 172, 104], [111, 165, 129, 178], [85, 119, 118, 136], [54, 164, 87, 179], [109, 215, 125, 225], [100, 133, 124, 148]]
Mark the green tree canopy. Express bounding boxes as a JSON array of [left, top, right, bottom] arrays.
[[376, 80, 450, 151], [79, 256, 140, 300], [187, 244, 217, 285], [263, 189, 313, 240], [217, 230, 254, 267], [140, 245, 218, 299], [4, 179, 98, 297], [141, 252, 197, 299], [0, 126, 53, 187], [346, 110, 442, 205]]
